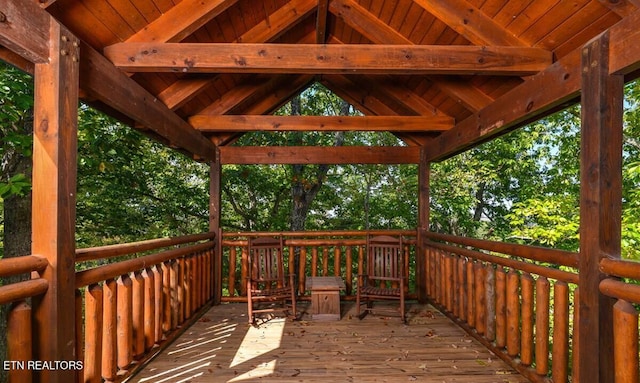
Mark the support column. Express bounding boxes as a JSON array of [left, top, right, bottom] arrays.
[[31, 19, 80, 383], [209, 147, 222, 304], [417, 147, 430, 303], [578, 30, 623, 383]]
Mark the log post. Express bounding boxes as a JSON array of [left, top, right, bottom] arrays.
[[579, 30, 623, 383], [209, 148, 222, 304], [417, 149, 429, 302], [31, 17, 80, 383]]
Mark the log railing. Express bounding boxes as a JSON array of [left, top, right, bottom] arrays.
[[423, 232, 579, 383], [74, 232, 216, 383], [220, 230, 417, 301], [0, 255, 49, 383], [599, 258, 640, 383]]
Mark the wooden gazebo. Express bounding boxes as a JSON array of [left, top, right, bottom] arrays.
[[1, 0, 640, 382]]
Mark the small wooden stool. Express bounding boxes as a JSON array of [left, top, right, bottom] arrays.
[[305, 276, 346, 321]]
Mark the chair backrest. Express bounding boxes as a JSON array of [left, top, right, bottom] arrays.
[[248, 236, 285, 289], [366, 235, 405, 283]]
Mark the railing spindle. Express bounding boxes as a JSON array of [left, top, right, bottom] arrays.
[[613, 300, 639, 383], [132, 272, 145, 358], [495, 267, 507, 349], [551, 281, 569, 383], [535, 276, 550, 376], [84, 284, 103, 383], [142, 268, 156, 351], [228, 247, 237, 297], [161, 262, 171, 333], [520, 273, 534, 366], [485, 266, 496, 342], [152, 265, 164, 343], [466, 261, 475, 327], [311, 247, 318, 277], [116, 275, 133, 371], [102, 279, 117, 383], [7, 301, 32, 383], [506, 269, 520, 358], [346, 246, 353, 295], [474, 263, 486, 335]]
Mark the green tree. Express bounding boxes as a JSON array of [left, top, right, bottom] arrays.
[[0, 62, 33, 383]]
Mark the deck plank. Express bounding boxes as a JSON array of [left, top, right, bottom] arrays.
[[129, 302, 529, 382]]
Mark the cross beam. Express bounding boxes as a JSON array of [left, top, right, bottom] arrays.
[[190, 115, 454, 132], [220, 146, 420, 164], [103, 43, 552, 75]]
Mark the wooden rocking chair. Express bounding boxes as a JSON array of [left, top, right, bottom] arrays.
[[356, 235, 407, 322], [246, 236, 297, 325]]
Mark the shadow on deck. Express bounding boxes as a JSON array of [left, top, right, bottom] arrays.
[[128, 302, 529, 383]]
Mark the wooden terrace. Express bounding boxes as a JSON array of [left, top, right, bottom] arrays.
[[130, 302, 529, 383], [3, 1, 640, 383]]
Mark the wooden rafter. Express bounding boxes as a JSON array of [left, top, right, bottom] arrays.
[[318, 75, 434, 147], [413, 0, 525, 46], [126, 0, 240, 43], [316, 0, 330, 43], [103, 43, 552, 75], [198, 74, 307, 115], [234, 74, 314, 115], [206, 74, 314, 146], [156, 0, 317, 110], [320, 74, 396, 116], [190, 115, 454, 132], [329, 0, 494, 112], [219, 146, 420, 164], [80, 42, 216, 161], [428, 76, 494, 112]]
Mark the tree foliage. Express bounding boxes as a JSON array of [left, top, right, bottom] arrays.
[[220, 83, 418, 232], [76, 107, 210, 246]]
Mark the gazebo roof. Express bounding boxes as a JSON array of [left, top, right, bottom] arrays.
[[6, 0, 640, 162]]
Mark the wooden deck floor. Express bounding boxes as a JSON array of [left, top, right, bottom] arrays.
[[128, 302, 529, 383]]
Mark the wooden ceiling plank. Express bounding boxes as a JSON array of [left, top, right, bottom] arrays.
[[190, 115, 454, 132], [507, 1, 560, 37], [329, 0, 410, 44], [316, 0, 330, 43], [126, 0, 240, 43], [80, 41, 216, 161], [104, 42, 552, 75], [81, 0, 136, 41], [220, 146, 421, 164], [105, 0, 148, 32], [413, 0, 525, 46], [158, 0, 316, 110], [236, 0, 317, 43], [0, 0, 50, 63]]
